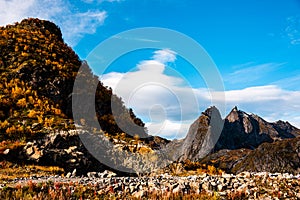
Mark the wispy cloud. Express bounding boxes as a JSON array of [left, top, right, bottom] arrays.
[[82, 0, 123, 3], [112, 35, 161, 43], [0, 0, 108, 47], [0, 0, 41, 26], [222, 85, 300, 128], [272, 74, 300, 90], [224, 63, 284, 85], [58, 10, 107, 46], [285, 15, 300, 45]]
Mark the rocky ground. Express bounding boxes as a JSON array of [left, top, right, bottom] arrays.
[[1, 171, 299, 199]]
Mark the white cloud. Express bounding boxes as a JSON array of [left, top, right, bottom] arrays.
[[146, 120, 192, 139], [224, 85, 288, 102], [219, 85, 300, 128], [152, 49, 177, 63], [101, 51, 300, 138], [101, 49, 203, 139], [203, 86, 300, 128], [0, 0, 107, 47], [102, 58, 201, 122]]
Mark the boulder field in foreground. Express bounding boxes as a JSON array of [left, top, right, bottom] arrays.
[[2, 172, 300, 199]]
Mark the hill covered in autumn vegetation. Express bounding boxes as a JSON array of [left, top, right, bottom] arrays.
[[0, 18, 148, 144]]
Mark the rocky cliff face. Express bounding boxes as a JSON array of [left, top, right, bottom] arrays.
[[214, 107, 299, 151], [177, 106, 223, 161], [174, 106, 299, 162], [173, 106, 300, 174]]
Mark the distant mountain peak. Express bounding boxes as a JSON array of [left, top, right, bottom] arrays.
[[232, 106, 238, 112], [226, 106, 240, 123]]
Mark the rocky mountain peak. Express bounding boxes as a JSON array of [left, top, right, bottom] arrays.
[[272, 120, 300, 138], [175, 106, 223, 161], [232, 106, 238, 111], [172, 106, 300, 162], [202, 106, 220, 118], [226, 106, 250, 123], [274, 120, 291, 127]]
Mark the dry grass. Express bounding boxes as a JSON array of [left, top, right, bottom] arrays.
[[0, 161, 64, 181], [0, 140, 26, 154], [165, 161, 224, 177], [0, 181, 221, 200]]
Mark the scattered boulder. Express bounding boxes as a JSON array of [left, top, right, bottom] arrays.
[[3, 149, 9, 155], [20, 130, 108, 175]]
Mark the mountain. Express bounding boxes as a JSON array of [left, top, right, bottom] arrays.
[[0, 18, 80, 140], [214, 106, 299, 151], [176, 106, 223, 161], [172, 106, 300, 173]]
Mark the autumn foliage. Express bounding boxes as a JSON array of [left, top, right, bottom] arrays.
[[0, 18, 146, 142]]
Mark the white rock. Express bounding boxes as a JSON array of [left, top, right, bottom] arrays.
[[3, 149, 9, 155], [72, 169, 77, 177], [66, 172, 72, 178]]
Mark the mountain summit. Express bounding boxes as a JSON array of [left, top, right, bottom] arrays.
[[176, 106, 300, 174], [177, 106, 223, 161], [173, 106, 299, 162]]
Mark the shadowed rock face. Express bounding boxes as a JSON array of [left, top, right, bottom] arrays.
[[198, 148, 252, 173], [214, 107, 299, 151]]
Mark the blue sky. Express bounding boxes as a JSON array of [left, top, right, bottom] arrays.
[[1, 0, 300, 139]]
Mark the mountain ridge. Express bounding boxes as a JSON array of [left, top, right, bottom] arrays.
[[176, 106, 300, 174]]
